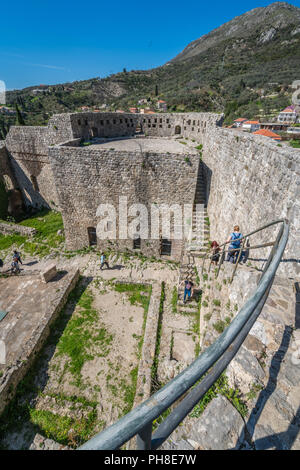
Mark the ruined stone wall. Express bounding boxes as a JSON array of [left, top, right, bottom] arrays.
[[68, 112, 139, 140], [0, 142, 16, 186], [138, 112, 223, 141], [0, 269, 80, 416], [202, 127, 300, 277], [5, 126, 60, 210], [49, 144, 200, 259]]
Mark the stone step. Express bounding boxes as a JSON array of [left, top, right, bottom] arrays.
[[177, 301, 198, 308], [177, 307, 199, 315], [187, 251, 208, 257]]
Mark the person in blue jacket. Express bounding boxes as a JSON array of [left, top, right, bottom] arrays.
[[226, 225, 243, 263]]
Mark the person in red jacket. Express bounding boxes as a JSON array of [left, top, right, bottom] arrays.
[[211, 241, 221, 265]]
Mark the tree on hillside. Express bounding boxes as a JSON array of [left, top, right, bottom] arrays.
[[0, 122, 7, 140], [15, 104, 25, 126]]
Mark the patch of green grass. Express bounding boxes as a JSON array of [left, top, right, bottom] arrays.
[[114, 283, 151, 312], [29, 408, 98, 446], [151, 282, 165, 392], [0, 233, 26, 250], [213, 320, 226, 334], [121, 367, 139, 414], [289, 139, 300, 148], [190, 374, 248, 419], [213, 299, 221, 307], [246, 383, 264, 401], [194, 266, 200, 285], [56, 287, 113, 386], [0, 209, 65, 258], [171, 286, 178, 313]]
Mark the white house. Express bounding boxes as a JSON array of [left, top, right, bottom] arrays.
[[156, 100, 167, 111], [278, 105, 299, 123], [242, 120, 260, 132], [233, 118, 247, 128]]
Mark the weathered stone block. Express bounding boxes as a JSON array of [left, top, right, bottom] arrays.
[[40, 264, 57, 283]]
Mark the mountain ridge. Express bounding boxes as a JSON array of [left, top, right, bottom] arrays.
[[171, 2, 300, 62], [1, 1, 300, 130]]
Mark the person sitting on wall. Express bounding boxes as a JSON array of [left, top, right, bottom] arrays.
[[226, 226, 243, 264], [100, 253, 109, 271], [211, 241, 221, 265], [181, 279, 194, 304]]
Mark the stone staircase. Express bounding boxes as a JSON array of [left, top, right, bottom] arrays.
[[176, 164, 210, 315], [162, 270, 300, 450], [186, 165, 210, 258], [177, 260, 199, 315]]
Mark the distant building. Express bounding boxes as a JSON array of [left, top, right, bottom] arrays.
[[253, 129, 282, 141], [287, 127, 300, 135], [138, 99, 148, 105], [233, 118, 247, 128], [80, 106, 91, 112], [260, 122, 289, 132], [129, 107, 138, 113], [242, 120, 260, 132], [157, 100, 167, 111], [116, 109, 125, 113], [278, 105, 299, 123], [0, 106, 16, 115]]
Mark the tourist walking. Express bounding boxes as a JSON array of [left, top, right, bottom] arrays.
[[181, 279, 194, 304], [100, 253, 109, 270], [211, 241, 221, 265], [226, 226, 243, 263], [13, 250, 22, 265]]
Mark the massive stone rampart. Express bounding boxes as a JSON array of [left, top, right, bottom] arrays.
[[48, 143, 200, 258], [202, 127, 300, 277]]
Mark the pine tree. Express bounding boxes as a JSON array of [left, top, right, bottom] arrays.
[[15, 104, 25, 126], [0, 122, 6, 140], [155, 84, 158, 96]]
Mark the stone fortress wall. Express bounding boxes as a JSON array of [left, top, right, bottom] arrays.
[[0, 111, 299, 272], [137, 112, 223, 140], [49, 145, 200, 259], [201, 127, 300, 277]]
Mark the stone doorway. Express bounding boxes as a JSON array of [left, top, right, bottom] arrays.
[[161, 238, 172, 256], [87, 227, 97, 246]]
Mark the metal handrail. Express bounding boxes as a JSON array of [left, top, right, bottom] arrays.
[[202, 219, 286, 281], [78, 219, 289, 450]]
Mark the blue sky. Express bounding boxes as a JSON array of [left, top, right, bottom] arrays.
[[1, 0, 300, 90]]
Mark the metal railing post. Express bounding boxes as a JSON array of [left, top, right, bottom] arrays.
[[216, 245, 225, 278], [136, 422, 152, 450], [230, 238, 245, 283]]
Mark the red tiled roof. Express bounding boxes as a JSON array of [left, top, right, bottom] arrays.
[[234, 118, 247, 122], [281, 106, 297, 113], [253, 129, 282, 140], [243, 120, 260, 125]]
